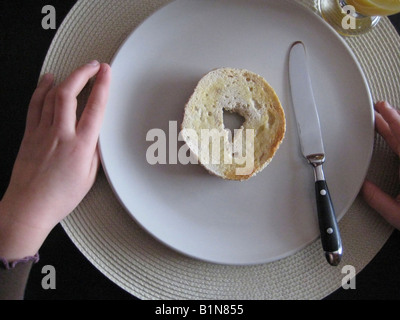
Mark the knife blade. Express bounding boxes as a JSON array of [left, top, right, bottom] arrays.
[[289, 41, 342, 266]]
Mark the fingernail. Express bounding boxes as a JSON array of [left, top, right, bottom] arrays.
[[41, 73, 52, 81], [87, 60, 100, 67], [38, 73, 54, 86], [99, 63, 111, 75], [375, 101, 390, 110], [384, 101, 393, 109]]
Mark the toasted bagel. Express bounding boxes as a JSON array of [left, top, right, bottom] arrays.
[[181, 68, 285, 181]]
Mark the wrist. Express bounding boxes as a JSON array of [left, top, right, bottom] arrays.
[[0, 200, 51, 261]]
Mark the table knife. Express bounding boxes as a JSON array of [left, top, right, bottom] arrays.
[[288, 41, 342, 266]]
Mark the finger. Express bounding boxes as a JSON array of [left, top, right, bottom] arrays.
[[375, 111, 399, 153], [40, 86, 57, 127], [88, 147, 101, 184], [26, 73, 54, 132], [375, 101, 400, 150], [362, 179, 400, 230], [77, 63, 111, 145], [52, 61, 101, 132]]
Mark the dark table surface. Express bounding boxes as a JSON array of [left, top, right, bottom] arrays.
[[1, 0, 400, 300]]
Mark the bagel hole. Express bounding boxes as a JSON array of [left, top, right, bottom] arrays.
[[223, 109, 245, 137]]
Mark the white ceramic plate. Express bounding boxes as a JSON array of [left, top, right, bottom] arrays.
[[99, 0, 373, 265]]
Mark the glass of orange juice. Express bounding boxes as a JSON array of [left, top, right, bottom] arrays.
[[318, 0, 400, 36]]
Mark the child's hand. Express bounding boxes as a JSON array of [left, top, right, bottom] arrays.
[[362, 101, 400, 230], [0, 61, 111, 260]]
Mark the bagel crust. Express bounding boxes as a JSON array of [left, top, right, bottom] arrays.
[[181, 68, 286, 181]]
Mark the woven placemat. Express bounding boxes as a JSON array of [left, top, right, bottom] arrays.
[[41, 0, 399, 299]]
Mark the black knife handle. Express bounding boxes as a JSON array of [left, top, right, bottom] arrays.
[[315, 180, 342, 266]]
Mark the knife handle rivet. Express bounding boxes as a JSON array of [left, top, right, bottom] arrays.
[[327, 228, 333, 235], [320, 189, 327, 196]]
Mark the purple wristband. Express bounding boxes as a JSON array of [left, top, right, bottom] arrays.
[[0, 253, 39, 270]]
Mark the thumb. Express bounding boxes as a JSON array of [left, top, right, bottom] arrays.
[[362, 179, 400, 230]]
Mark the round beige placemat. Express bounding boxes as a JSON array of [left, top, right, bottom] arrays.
[[41, 0, 399, 299]]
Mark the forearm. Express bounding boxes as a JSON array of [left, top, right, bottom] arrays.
[[0, 258, 37, 300]]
